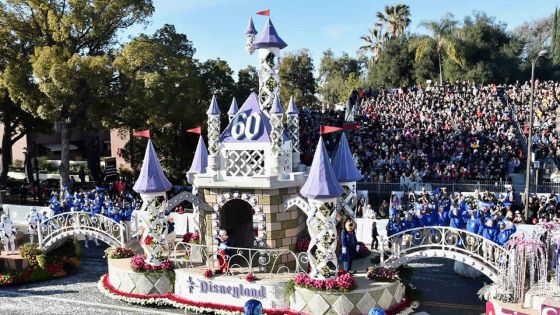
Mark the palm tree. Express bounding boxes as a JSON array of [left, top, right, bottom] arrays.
[[359, 26, 388, 62], [375, 4, 411, 38], [412, 14, 463, 85]]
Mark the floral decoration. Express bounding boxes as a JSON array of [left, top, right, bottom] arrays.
[[292, 270, 355, 292], [203, 269, 213, 278], [245, 273, 256, 282], [130, 254, 173, 272], [366, 266, 398, 282], [105, 247, 135, 259], [182, 232, 200, 244]]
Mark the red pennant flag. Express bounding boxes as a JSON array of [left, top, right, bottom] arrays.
[[256, 9, 270, 16], [343, 123, 361, 130], [320, 125, 343, 135], [132, 129, 150, 138], [187, 127, 202, 135]]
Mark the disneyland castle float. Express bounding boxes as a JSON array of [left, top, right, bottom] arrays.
[[100, 14, 406, 315]]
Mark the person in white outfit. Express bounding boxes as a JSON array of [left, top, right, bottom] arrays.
[[26, 207, 43, 244], [0, 214, 16, 255]]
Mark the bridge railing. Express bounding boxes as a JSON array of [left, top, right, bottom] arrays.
[[172, 242, 309, 277], [380, 226, 508, 274], [37, 212, 128, 248]]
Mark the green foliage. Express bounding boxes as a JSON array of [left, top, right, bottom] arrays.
[[285, 280, 295, 296], [235, 65, 258, 101], [279, 49, 317, 108], [12, 160, 23, 169], [375, 4, 412, 39], [319, 50, 364, 105], [367, 38, 414, 88], [443, 13, 522, 84], [553, 8, 560, 65]]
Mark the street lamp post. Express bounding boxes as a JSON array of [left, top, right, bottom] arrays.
[[524, 49, 548, 220]]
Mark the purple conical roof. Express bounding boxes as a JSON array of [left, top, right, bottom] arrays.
[[189, 136, 208, 174], [287, 96, 299, 115], [133, 140, 172, 194], [246, 17, 257, 35], [220, 92, 288, 143], [300, 136, 343, 199], [228, 97, 239, 116], [253, 18, 287, 49], [270, 93, 284, 114], [207, 95, 220, 115], [332, 133, 362, 182]]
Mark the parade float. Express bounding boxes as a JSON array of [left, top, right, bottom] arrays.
[[98, 12, 409, 315]]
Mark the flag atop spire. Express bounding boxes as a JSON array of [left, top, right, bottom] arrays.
[[133, 140, 172, 194], [332, 133, 362, 182], [189, 136, 208, 174], [300, 137, 343, 199], [206, 95, 220, 115]]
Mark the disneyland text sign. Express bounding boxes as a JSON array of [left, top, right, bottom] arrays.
[[195, 278, 266, 299]]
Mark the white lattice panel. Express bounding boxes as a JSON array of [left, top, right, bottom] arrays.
[[225, 150, 265, 176], [287, 116, 300, 153]]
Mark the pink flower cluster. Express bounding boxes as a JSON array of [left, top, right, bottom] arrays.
[[182, 232, 200, 243], [295, 237, 311, 252], [245, 273, 256, 282], [130, 254, 174, 272], [366, 266, 398, 282], [203, 269, 213, 278], [293, 270, 355, 292]]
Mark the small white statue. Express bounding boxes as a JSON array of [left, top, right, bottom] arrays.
[[26, 207, 42, 244], [0, 214, 17, 255]]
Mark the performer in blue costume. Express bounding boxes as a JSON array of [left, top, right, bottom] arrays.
[[244, 299, 263, 315], [340, 219, 358, 274]]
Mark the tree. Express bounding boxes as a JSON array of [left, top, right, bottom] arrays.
[[0, 0, 154, 188], [318, 50, 363, 105], [359, 26, 388, 62], [235, 65, 258, 102], [553, 8, 560, 65], [444, 13, 522, 84], [367, 37, 414, 88], [279, 49, 317, 108], [513, 14, 554, 63], [375, 4, 411, 39], [112, 24, 206, 181], [411, 14, 463, 85], [200, 59, 236, 114]]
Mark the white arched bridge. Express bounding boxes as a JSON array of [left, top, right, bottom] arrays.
[[37, 212, 129, 251], [379, 226, 507, 282]]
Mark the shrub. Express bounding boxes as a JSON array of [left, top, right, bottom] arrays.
[[105, 247, 135, 259], [130, 254, 174, 272], [366, 266, 398, 282]]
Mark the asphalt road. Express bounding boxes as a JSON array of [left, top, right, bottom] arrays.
[[0, 245, 487, 315], [409, 258, 487, 315], [0, 243, 183, 315]]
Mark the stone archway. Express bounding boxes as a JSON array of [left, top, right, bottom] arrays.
[[219, 199, 255, 248]]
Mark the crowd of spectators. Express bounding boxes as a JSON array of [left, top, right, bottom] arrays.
[[507, 80, 560, 167], [300, 82, 525, 183]]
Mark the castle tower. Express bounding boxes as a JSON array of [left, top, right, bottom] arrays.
[[186, 135, 209, 238], [133, 139, 172, 266], [227, 97, 239, 122], [332, 132, 362, 220], [269, 93, 284, 176], [206, 95, 221, 173], [251, 18, 287, 113], [245, 17, 257, 54], [286, 96, 301, 169], [300, 136, 344, 279]]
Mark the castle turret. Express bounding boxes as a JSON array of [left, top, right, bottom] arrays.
[[227, 97, 239, 122], [269, 93, 284, 176], [133, 139, 172, 266], [286, 96, 300, 169], [332, 132, 362, 220], [186, 135, 209, 239], [245, 17, 257, 54], [300, 136, 343, 279], [206, 95, 221, 173], [251, 18, 287, 113]]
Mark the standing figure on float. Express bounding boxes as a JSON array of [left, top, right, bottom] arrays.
[[26, 207, 43, 244], [0, 213, 16, 255], [340, 218, 358, 274]]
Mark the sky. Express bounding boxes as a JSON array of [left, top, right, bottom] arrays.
[[121, 0, 559, 76]]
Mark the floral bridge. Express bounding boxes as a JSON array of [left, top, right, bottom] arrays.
[[37, 212, 129, 251], [379, 226, 507, 282]]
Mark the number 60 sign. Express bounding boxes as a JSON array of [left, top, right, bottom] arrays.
[[231, 112, 263, 140]]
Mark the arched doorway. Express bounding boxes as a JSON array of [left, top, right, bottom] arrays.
[[219, 199, 254, 248]]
